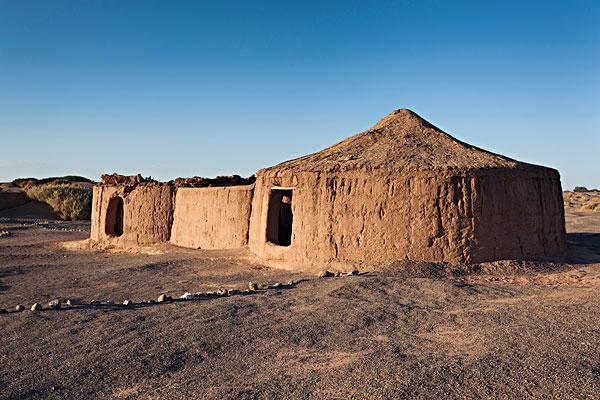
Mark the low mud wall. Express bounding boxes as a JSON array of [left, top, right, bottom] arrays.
[[90, 185, 175, 246], [170, 186, 254, 249], [249, 168, 565, 265], [0, 191, 30, 211]]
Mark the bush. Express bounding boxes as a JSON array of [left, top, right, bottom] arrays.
[[25, 184, 92, 220], [13, 176, 94, 188], [573, 186, 589, 193]]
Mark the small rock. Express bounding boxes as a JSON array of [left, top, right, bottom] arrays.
[[90, 300, 99, 305], [105, 300, 114, 305], [248, 281, 257, 291], [157, 294, 170, 303], [65, 299, 73, 306], [48, 299, 61, 309], [179, 292, 193, 300], [216, 288, 228, 296], [15, 305, 25, 312], [334, 271, 342, 277], [31, 303, 43, 312], [285, 280, 295, 286], [146, 300, 155, 304], [227, 289, 239, 296], [270, 282, 282, 288], [318, 270, 333, 278], [348, 269, 359, 276], [122, 300, 132, 307], [0, 308, 7, 314]]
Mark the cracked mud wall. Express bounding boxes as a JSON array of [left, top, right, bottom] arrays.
[[249, 168, 565, 264], [170, 186, 254, 249], [90, 185, 175, 246]]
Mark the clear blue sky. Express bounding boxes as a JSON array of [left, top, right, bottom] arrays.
[[1, 0, 598, 189]]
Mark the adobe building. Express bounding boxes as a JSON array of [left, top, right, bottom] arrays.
[[90, 175, 175, 246], [90, 109, 566, 265]]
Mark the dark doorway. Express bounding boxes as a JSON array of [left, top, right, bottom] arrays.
[[266, 189, 293, 246], [105, 196, 124, 237]]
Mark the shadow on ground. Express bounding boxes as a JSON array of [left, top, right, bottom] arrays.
[[565, 232, 600, 263]]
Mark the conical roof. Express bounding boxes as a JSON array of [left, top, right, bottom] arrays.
[[262, 109, 536, 174]]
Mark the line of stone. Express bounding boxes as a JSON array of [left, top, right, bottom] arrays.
[[0, 269, 359, 314]]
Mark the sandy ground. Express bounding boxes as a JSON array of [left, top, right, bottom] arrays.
[[0, 200, 599, 399]]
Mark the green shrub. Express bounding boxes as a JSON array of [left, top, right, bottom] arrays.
[[25, 184, 92, 220], [573, 186, 590, 193], [13, 175, 94, 188]]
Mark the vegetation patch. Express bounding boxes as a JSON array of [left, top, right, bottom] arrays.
[[581, 201, 600, 212], [13, 176, 93, 188], [25, 184, 92, 220], [563, 191, 600, 213], [573, 186, 599, 193]]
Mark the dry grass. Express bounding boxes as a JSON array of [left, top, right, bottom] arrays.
[[25, 184, 92, 220], [563, 191, 600, 213], [581, 201, 600, 212]]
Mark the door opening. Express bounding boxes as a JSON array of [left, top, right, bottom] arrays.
[[105, 196, 124, 237], [266, 189, 293, 246]]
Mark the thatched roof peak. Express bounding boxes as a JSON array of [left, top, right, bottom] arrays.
[[261, 108, 543, 174]]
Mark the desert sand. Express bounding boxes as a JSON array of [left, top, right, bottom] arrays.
[[0, 194, 599, 399]]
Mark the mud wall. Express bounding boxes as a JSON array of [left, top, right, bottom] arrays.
[[90, 185, 175, 246], [170, 186, 253, 249], [470, 171, 565, 261], [248, 168, 565, 265]]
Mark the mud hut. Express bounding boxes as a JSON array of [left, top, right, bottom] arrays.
[[90, 175, 175, 246], [90, 174, 254, 248], [248, 109, 565, 265]]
